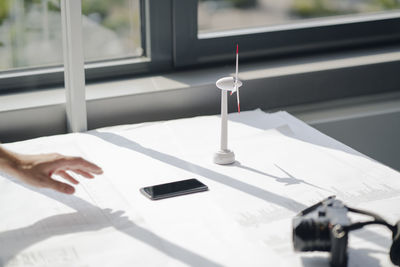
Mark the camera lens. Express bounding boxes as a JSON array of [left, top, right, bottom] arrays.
[[293, 217, 331, 252]]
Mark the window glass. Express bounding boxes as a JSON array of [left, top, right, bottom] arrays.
[[82, 0, 142, 62], [0, 0, 142, 71], [198, 0, 400, 33]]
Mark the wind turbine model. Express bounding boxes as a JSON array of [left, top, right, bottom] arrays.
[[213, 44, 242, 165]]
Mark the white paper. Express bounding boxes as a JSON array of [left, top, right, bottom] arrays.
[[1, 109, 399, 267]]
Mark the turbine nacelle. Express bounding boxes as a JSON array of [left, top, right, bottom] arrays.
[[216, 76, 242, 92]]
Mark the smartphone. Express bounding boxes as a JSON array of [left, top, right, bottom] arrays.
[[140, 178, 208, 200]]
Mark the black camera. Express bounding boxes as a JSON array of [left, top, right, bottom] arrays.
[[292, 196, 350, 267], [293, 196, 400, 267]]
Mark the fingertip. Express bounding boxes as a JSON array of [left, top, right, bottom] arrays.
[[46, 171, 77, 195], [75, 170, 95, 179], [64, 186, 75, 194], [85, 172, 95, 179], [91, 164, 103, 172], [83, 162, 103, 174], [90, 168, 103, 175], [56, 183, 75, 194]]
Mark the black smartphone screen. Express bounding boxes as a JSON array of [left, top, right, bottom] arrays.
[[140, 178, 208, 200]]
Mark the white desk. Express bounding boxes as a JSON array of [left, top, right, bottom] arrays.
[[1, 110, 399, 267]]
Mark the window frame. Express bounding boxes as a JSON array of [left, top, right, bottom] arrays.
[[0, 0, 173, 92], [173, 0, 400, 67]]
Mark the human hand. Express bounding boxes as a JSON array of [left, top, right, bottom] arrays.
[[11, 153, 103, 194]]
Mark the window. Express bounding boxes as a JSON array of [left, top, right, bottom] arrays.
[[0, 0, 172, 92], [1, 0, 400, 91], [199, 0, 400, 33], [0, 0, 142, 71], [173, 0, 400, 66]]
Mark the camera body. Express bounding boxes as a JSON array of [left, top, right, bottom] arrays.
[[292, 196, 351, 267]]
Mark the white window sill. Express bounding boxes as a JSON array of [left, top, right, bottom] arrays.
[[1, 46, 400, 142]]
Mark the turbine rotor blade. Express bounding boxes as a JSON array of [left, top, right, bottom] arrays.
[[236, 86, 240, 113], [235, 44, 239, 84]]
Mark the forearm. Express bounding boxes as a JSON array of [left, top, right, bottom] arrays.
[[0, 145, 22, 176]]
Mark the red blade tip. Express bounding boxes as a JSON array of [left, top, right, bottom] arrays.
[[236, 44, 238, 54]]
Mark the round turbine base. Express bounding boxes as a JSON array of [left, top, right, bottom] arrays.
[[213, 150, 235, 165]]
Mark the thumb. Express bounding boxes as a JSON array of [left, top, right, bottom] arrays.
[[45, 177, 75, 194]]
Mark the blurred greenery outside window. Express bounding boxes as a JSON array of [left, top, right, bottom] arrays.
[[1, 0, 400, 74], [198, 0, 400, 33], [0, 0, 142, 72]]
